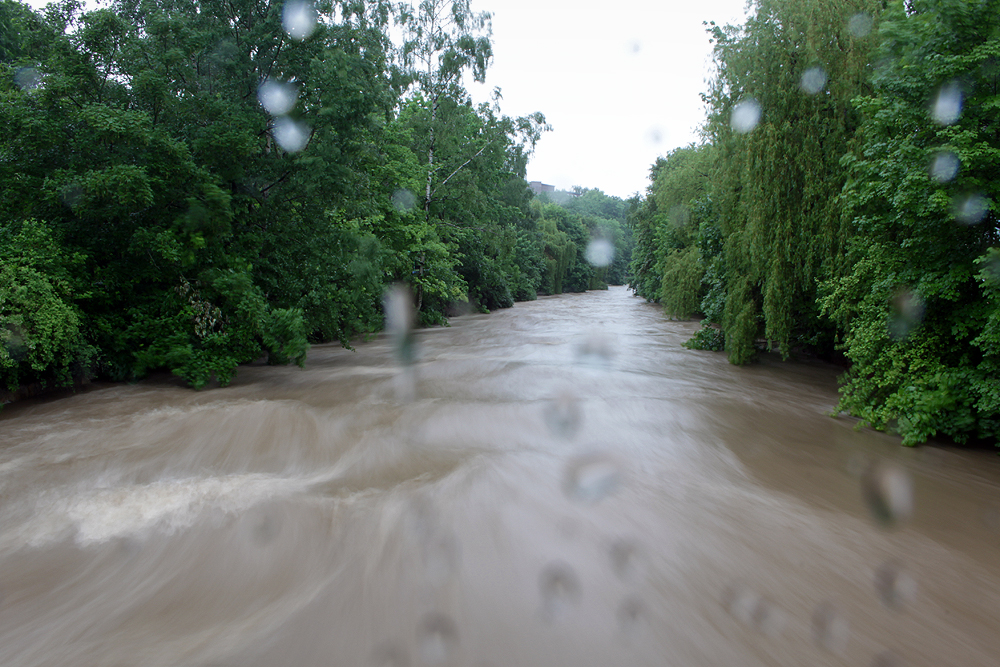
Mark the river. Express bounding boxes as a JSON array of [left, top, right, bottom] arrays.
[[1, 285, 998, 666]]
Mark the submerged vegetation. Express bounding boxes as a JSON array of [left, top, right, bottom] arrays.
[[631, 0, 1000, 446], [0, 0, 629, 393]]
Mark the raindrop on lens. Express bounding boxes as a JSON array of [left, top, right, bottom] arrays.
[[848, 13, 873, 38], [543, 388, 581, 439], [629, 40, 641, 55], [617, 596, 646, 635], [14, 66, 41, 91], [273, 116, 309, 152], [539, 561, 581, 619], [800, 67, 827, 95], [384, 284, 416, 365], [370, 642, 410, 667], [564, 453, 621, 503], [861, 462, 913, 528], [575, 330, 614, 370], [392, 189, 417, 212], [609, 539, 637, 579], [954, 194, 989, 225], [257, 79, 298, 116], [730, 98, 761, 134], [812, 601, 848, 653], [874, 560, 917, 609], [646, 127, 663, 144], [932, 81, 962, 125], [416, 613, 457, 664], [722, 585, 784, 635], [930, 151, 960, 183], [282, 0, 317, 40], [585, 238, 614, 267], [872, 650, 905, 667], [888, 289, 924, 341], [61, 183, 83, 208]]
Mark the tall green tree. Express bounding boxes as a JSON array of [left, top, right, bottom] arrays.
[[822, 0, 1000, 445]]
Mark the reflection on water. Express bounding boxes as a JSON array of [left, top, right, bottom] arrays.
[[1, 286, 999, 666]]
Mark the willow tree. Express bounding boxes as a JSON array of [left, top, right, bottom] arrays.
[[705, 0, 882, 363]]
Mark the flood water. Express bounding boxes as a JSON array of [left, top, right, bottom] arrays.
[[1, 285, 999, 667]]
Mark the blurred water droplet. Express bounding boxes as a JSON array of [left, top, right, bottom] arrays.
[[61, 183, 83, 208], [848, 13, 873, 38], [954, 193, 989, 225], [871, 649, 904, 667], [539, 561, 580, 620], [258, 79, 298, 116], [371, 642, 410, 667], [392, 189, 417, 211], [874, 560, 917, 609], [283, 0, 317, 40], [812, 601, 848, 653], [730, 98, 761, 134], [564, 453, 620, 503], [982, 506, 1000, 532], [887, 289, 924, 342], [273, 116, 310, 152], [585, 238, 614, 267], [617, 596, 646, 636], [422, 531, 460, 585], [384, 284, 416, 364], [543, 388, 581, 439], [722, 585, 784, 635], [14, 66, 42, 91], [628, 40, 641, 55], [575, 331, 614, 370], [646, 127, 663, 144], [929, 151, 960, 183], [800, 67, 827, 95], [609, 539, 637, 579], [932, 81, 962, 125], [250, 508, 283, 546], [416, 613, 457, 664]]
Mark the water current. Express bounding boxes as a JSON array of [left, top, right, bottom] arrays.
[[1, 286, 998, 666]]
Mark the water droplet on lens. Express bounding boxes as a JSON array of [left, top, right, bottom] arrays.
[[887, 288, 924, 341], [61, 183, 83, 208], [954, 193, 989, 225], [730, 98, 761, 134], [629, 40, 641, 54], [273, 116, 310, 152], [874, 560, 917, 609], [283, 0, 317, 40], [575, 331, 614, 370], [423, 532, 460, 585], [932, 81, 962, 125], [800, 67, 827, 95], [564, 453, 621, 504], [609, 539, 637, 579], [14, 66, 42, 91], [812, 601, 848, 653], [617, 596, 646, 636], [871, 649, 905, 667], [371, 642, 410, 667], [251, 510, 283, 546], [585, 238, 614, 267], [543, 388, 581, 439], [848, 13, 873, 38], [722, 585, 784, 634], [862, 462, 913, 528], [392, 189, 417, 211], [539, 561, 581, 620], [258, 79, 298, 116], [646, 127, 663, 144], [930, 151, 960, 183], [416, 613, 457, 664]]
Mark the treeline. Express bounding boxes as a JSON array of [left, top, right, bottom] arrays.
[[630, 0, 999, 446], [0, 0, 627, 393]]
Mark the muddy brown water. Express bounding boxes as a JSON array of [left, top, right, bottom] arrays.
[[1, 286, 998, 667]]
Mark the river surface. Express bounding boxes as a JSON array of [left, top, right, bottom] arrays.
[[1, 285, 999, 667]]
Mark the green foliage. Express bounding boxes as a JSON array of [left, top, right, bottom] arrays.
[[684, 324, 726, 352], [822, 0, 1000, 445]]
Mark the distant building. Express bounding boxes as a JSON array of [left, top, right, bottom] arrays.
[[528, 181, 555, 195]]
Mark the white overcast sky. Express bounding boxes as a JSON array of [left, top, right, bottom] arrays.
[[468, 0, 750, 198], [25, 0, 751, 199]]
